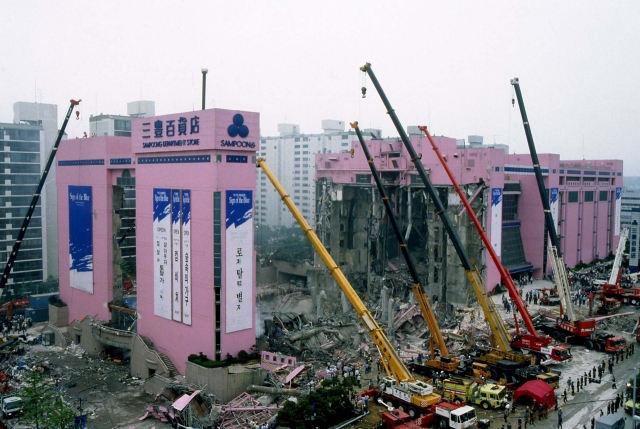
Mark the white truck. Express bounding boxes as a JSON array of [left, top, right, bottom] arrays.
[[1, 396, 23, 419]]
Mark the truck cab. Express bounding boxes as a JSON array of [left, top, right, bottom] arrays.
[[605, 337, 628, 354], [1, 396, 23, 419]]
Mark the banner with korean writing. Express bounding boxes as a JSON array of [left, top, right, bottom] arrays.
[[171, 190, 182, 322], [68, 186, 93, 293], [225, 190, 253, 333], [550, 188, 559, 228], [153, 188, 172, 319], [181, 190, 192, 325], [490, 188, 503, 257], [615, 187, 622, 236]]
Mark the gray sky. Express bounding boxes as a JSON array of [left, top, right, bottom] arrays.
[[2, 1, 639, 175]]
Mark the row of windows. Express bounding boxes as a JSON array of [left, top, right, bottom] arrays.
[[561, 176, 614, 186], [0, 141, 40, 152], [0, 129, 40, 142], [3, 153, 40, 163], [0, 164, 41, 174], [567, 190, 609, 203]]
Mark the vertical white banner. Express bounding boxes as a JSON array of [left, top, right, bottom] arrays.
[[182, 190, 192, 325], [225, 190, 253, 333], [490, 188, 503, 257], [68, 186, 94, 294], [171, 190, 182, 322], [550, 188, 559, 227], [615, 187, 622, 236], [153, 188, 172, 319]]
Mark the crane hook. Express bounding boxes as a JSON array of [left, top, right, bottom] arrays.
[[76, 111, 80, 120], [361, 87, 367, 98], [512, 98, 515, 107]]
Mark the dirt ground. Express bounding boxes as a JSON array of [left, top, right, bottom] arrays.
[[0, 328, 172, 429]]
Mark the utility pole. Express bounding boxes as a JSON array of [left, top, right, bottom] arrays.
[[201, 68, 208, 110]]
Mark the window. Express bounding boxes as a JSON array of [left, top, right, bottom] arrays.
[[584, 191, 594, 202], [355, 174, 372, 184], [559, 177, 564, 185], [502, 194, 518, 221], [341, 143, 349, 146], [568, 192, 579, 203], [599, 191, 608, 201], [303, 144, 308, 148], [294, 145, 300, 148], [295, 138, 300, 142], [294, 151, 300, 155], [303, 151, 309, 154]]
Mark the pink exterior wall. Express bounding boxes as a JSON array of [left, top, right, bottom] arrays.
[[318, 138, 623, 290], [133, 109, 258, 372], [316, 136, 506, 290], [558, 159, 623, 267], [56, 136, 134, 323], [57, 108, 259, 375]]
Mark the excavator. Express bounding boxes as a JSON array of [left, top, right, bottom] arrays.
[[511, 78, 628, 354], [0, 100, 81, 299], [351, 122, 470, 377], [414, 125, 571, 364], [361, 63, 560, 385], [257, 158, 478, 425]]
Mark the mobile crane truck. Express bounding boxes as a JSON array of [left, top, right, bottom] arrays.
[[257, 159, 477, 427], [442, 377, 508, 410], [360, 63, 560, 387], [511, 78, 628, 355]]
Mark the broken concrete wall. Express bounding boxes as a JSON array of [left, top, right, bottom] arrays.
[[258, 266, 277, 284], [185, 361, 266, 402], [130, 335, 171, 379], [69, 318, 105, 355], [48, 303, 68, 327]]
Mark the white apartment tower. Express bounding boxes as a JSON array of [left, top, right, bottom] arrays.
[[256, 120, 379, 228]]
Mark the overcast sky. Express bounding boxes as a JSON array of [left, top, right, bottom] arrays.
[[2, 1, 639, 175]]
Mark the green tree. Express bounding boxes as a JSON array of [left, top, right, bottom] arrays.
[[48, 395, 76, 429], [22, 370, 53, 429], [21, 370, 75, 429], [277, 377, 358, 429]]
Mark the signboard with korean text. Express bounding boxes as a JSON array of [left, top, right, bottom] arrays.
[[225, 190, 253, 333], [615, 187, 622, 236], [68, 186, 94, 293], [550, 188, 559, 229], [153, 188, 172, 319], [490, 188, 503, 257], [171, 190, 182, 322], [131, 109, 259, 154], [181, 190, 192, 325]]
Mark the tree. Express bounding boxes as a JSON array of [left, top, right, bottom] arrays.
[[22, 370, 53, 429], [276, 377, 358, 429], [48, 395, 76, 429], [21, 370, 75, 429]]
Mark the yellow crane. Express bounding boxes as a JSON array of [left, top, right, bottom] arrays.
[[257, 158, 441, 410]]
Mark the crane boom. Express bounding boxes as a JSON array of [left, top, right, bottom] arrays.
[[417, 126, 544, 338], [510, 78, 576, 322], [0, 99, 81, 295], [258, 159, 410, 380], [351, 122, 449, 357], [608, 227, 629, 286], [360, 63, 513, 352]]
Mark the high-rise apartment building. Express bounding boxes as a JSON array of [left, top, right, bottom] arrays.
[[256, 120, 379, 228]]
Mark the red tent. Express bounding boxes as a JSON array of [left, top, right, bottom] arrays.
[[513, 380, 555, 409]]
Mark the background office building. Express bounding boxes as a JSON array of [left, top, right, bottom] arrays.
[[256, 120, 378, 228], [0, 102, 60, 290]]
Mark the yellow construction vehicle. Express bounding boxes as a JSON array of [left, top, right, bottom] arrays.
[[257, 158, 444, 416]]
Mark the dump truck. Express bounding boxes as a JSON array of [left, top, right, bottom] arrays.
[[442, 377, 507, 410]]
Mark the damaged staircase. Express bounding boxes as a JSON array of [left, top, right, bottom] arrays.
[[140, 335, 180, 378]]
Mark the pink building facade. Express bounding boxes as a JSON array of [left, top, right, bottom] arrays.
[[316, 136, 623, 292], [57, 108, 258, 374]]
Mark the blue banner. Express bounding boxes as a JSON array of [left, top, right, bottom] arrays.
[[69, 186, 93, 293]]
